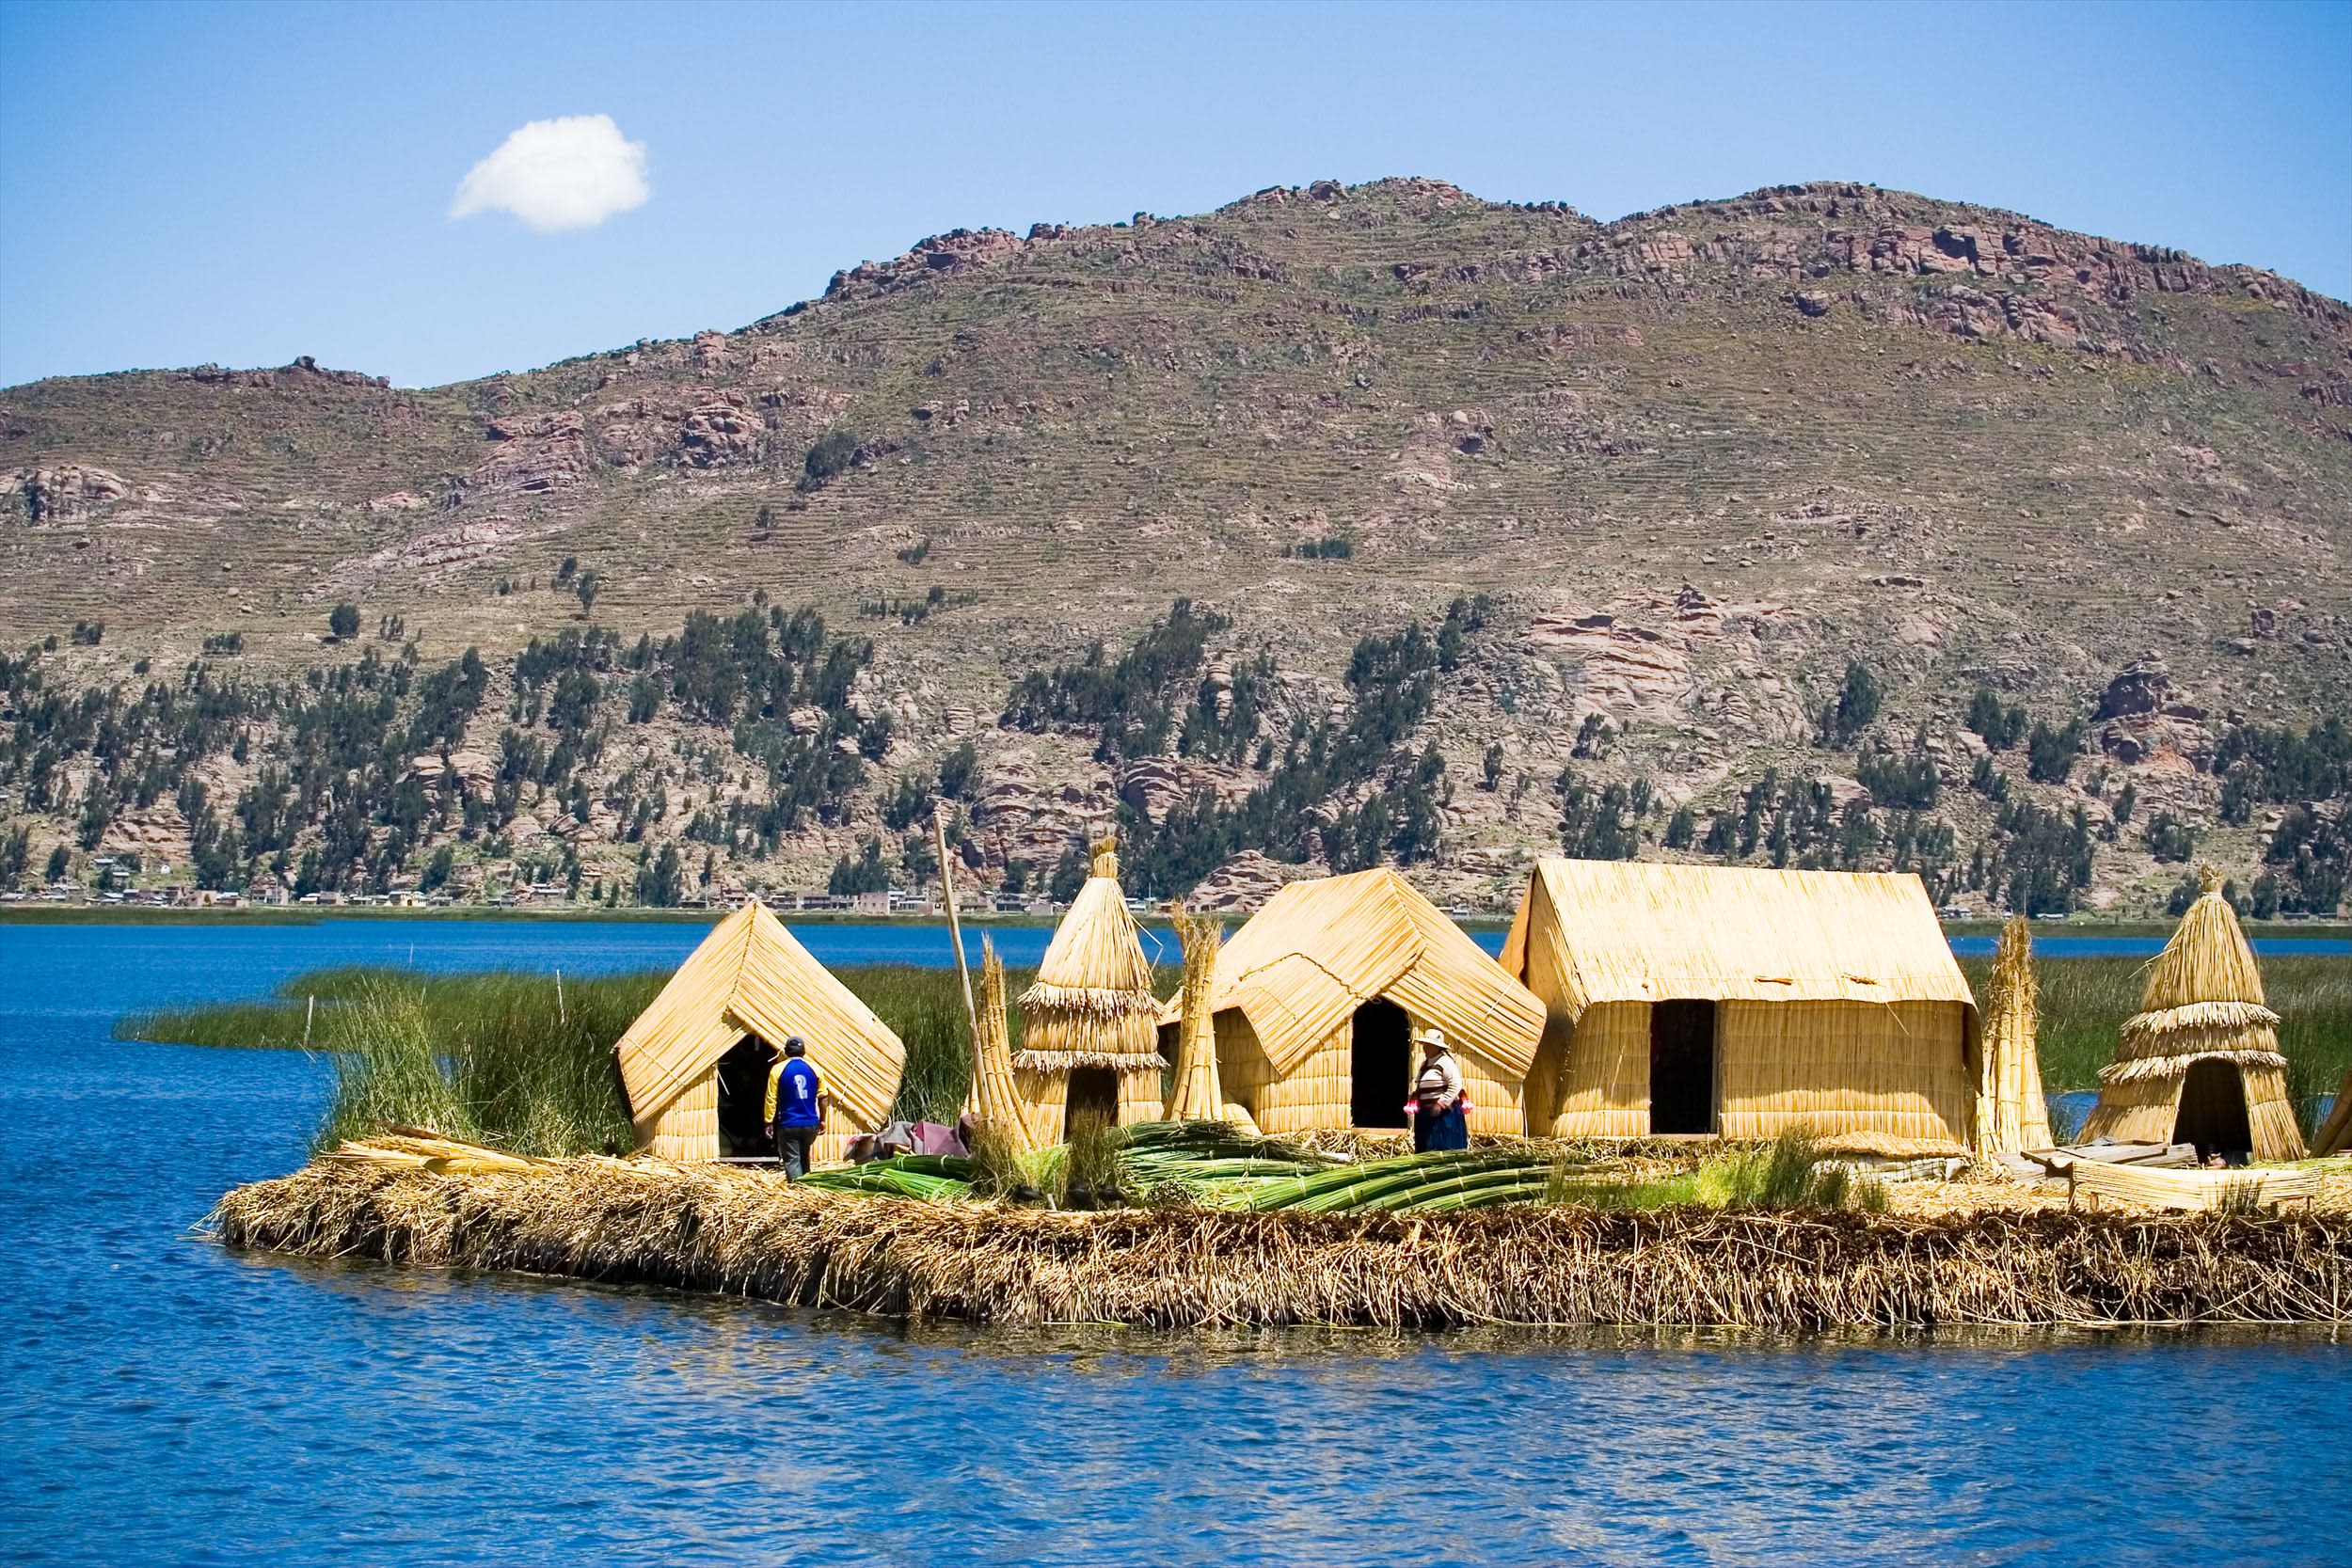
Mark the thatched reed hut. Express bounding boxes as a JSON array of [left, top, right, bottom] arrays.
[[1974, 914, 2055, 1156], [612, 901, 905, 1163], [2082, 869, 2306, 1162], [1157, 868, 1546, 1135], [1012, 839, 1167, 1142], [1500, 859, 1977, 1147]]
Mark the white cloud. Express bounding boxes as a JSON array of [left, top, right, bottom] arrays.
[[450, 114, 649, 232]]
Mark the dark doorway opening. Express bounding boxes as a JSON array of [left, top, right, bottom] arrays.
[[1649, 1000, 1717, 1135], [1350, 998, 1412, 1129], [2174, 1058, 2253, 1162], [1065, 1066, 1120, 1133], [716, 1035, 775, 1158]]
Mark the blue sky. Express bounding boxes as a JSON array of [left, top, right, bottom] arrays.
[[2, 0, 2345, 389]]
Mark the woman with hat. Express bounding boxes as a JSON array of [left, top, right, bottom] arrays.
[[1405, 1027, 1470, 1153]]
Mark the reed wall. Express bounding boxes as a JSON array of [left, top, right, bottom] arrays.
[[1538, 1002, 1651, 1139], [1716, 1000, 1972, 1143]]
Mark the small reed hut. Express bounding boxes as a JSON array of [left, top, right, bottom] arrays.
[[1974, 914, 2055, 1156], [613, 901, 906, 1163], [1157, 868, 1546, 1136], [2082, 868, 2306, 1162], [1499, 859, 1977, 1147], [1012, 838, 1166, 1143]]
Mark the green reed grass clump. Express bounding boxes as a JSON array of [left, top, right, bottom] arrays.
[[1545, 1128, 1886, 1214], [312, 971, 651, 1157]]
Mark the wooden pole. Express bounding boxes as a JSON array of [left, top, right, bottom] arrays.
[[934, 803, 978, 1042]]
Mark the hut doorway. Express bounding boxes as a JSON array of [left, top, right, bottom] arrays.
[[1649, 1000, 1717, 1135], [1065, 1066, 1120, 1132], [1350, 998, 1412, 1129], [715, 1036, 775, 1158], [2174, 1058, 2253, 1161]]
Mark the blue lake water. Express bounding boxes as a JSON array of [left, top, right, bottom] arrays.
[[3, 921, 2348, 1565]]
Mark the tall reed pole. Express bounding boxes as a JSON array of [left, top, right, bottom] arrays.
[[933, 802, 978, 1041]]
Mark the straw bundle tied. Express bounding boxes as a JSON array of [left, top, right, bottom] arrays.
[[214, 1156, 2352, 1330], [1973, 915, 2054, 1156], [1015, 837, 1166, 1072], [1163, 906, 1226, 1121], [964, 939, 1039, 1155]]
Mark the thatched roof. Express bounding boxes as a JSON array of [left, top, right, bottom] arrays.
[[1020, 839, 1159, 1016], [1500, 858, 1973, 1019], [612, 901, 906, 1130], [2104, 871, 2283, 1082], [1014, 839, 1166, 1072], [1159, 868, 1545, 1079]]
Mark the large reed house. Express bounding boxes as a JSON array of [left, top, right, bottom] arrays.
[[1499, 859, 1978, 1146], [1158, 868, 1546, 1136], [613, 901, 906, 1163]]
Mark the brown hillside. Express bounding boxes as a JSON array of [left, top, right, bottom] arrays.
[[2, 178, 2347, 911]]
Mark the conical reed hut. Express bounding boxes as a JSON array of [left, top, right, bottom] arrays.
[[962, 937, 1040, 1155], [1163, 906, 1233, 1123], [1012, 837, 1166, 1143], [1973, 914, 2054, 1156], [2082, 868, 2306, 1162], [613, 900, 906, 1163]]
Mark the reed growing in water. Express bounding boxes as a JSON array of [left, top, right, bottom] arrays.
[[121, 963, 1024, 1156]]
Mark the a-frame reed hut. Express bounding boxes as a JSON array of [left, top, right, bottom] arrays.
[[613, 901, 906, 1163], [1157, 868, 1546, 1136], [1012, 838, 1166, 1144], [1500, 859, 1977, 1148], [2082, 869, 2306, 1162]]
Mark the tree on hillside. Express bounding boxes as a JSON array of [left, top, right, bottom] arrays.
[[575, 570, 602, 619], [1818, 660, 1883, 748], [328, 602, 361, 642]]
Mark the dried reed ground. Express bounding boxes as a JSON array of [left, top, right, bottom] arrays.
[[213, 1159, 2352, 1331]]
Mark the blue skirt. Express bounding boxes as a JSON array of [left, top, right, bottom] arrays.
[[1414, 1100, 1469, 1152]]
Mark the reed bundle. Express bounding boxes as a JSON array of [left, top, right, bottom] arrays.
[[1162, 906, 1226, 1121], [213, 1157, 2352, 1331], [961, 939, 1039, 1155], [1973, 914, 2055, 1156]]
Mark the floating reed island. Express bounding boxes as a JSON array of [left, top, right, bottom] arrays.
[[196, 853, 2352, 1332], [212, 1130, 2352, 1331]]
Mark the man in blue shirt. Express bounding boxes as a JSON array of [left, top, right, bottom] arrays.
[[768, 1036, 826, 1180]]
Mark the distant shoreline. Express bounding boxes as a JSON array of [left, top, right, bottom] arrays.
[[3, 902, 2347, 942]]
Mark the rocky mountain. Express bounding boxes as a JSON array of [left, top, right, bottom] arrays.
[[2, 178, 2347, 915]]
